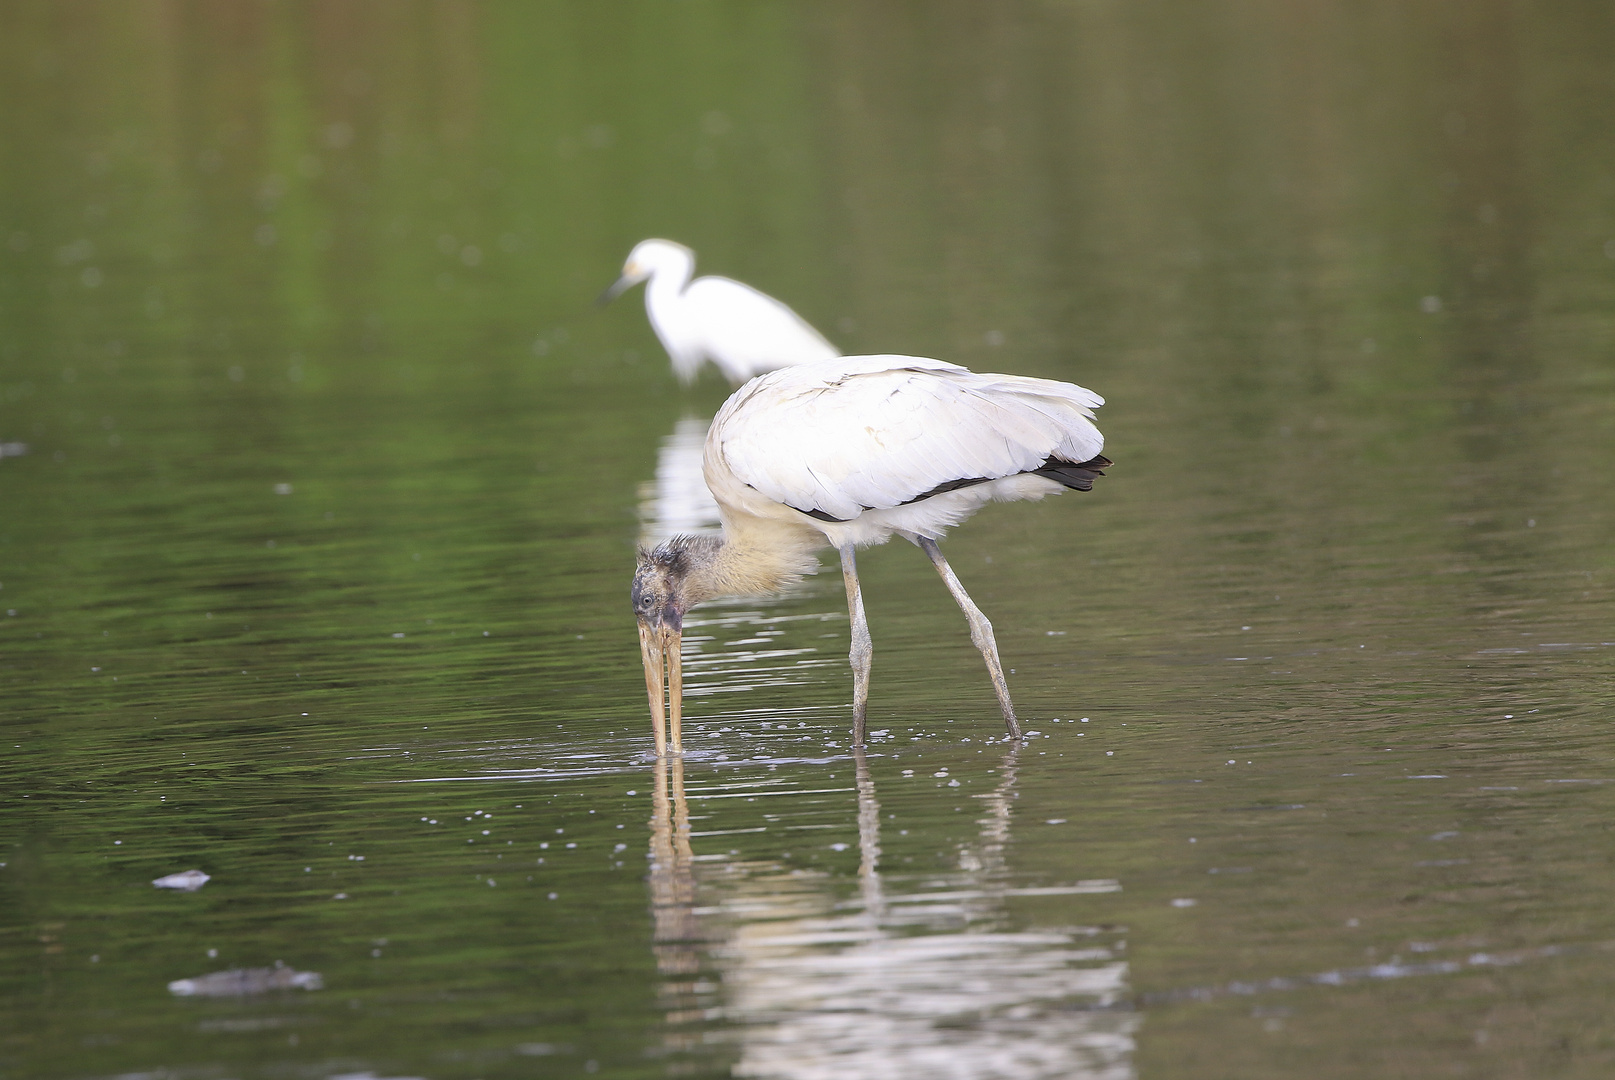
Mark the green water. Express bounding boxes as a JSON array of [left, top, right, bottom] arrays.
[[3, 2, 1615, 1077]]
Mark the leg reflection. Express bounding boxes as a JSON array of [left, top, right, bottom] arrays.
[[715, 740, 1137, 1079], [854, 747, 885, 921], [639, 738, 1136, 1078], [967, 744, 1020, 877]]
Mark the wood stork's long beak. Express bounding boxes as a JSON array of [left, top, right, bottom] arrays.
[[638, 622, 683, 756]]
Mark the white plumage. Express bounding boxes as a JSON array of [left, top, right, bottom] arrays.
[[603, 239, 839, 385], [707, 354, 1105, 545], [633, 354, 1110, 755]]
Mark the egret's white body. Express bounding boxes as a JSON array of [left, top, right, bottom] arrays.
[[633, 354, 1111, 755], [604, 239, 838, 385]]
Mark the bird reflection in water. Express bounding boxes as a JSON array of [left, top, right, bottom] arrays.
[[644, 750, 1139, 1078], [647, 755, 714, 1049], [638, 419, 835, 716], [639, 415, 724, 544]]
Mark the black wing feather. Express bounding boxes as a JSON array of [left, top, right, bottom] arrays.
[[797, 454, 1112, 521]]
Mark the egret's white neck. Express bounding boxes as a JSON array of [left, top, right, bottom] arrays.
[[644, 250, 701, 383], [645, 249, 695, 298]]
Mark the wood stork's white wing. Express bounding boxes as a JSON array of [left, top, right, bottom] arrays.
[[712, 355, 1105, 521], [683, 276, 838, 381]]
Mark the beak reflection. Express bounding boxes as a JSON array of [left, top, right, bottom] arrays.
[[639, 622, 684, 756]]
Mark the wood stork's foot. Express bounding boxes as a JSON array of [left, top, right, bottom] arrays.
[[916, 536, 1022, 739], [840, 543, 873, 746]]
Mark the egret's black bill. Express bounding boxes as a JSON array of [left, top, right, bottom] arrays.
[[597, 275, 634, 306]]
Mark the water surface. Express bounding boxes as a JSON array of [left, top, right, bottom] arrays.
[[3, 3, 1614, 1078]]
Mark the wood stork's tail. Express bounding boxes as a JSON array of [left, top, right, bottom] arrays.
[[1032, 454, 1112, 492]]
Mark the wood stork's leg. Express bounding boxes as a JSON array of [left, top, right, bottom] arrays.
[[917, 536, 1022, 739], [838, 543, 873, 746]]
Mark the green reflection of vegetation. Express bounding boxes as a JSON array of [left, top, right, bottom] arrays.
[[2, 2, 1613, 1078]]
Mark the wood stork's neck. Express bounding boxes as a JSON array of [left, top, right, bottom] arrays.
[[684, 516, 822, 604]]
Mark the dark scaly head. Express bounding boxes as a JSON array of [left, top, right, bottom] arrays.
[[632, 535, 721, 755], [632, 539, 697, 633]]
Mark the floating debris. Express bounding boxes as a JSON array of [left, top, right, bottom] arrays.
[[0, 442, 28, 459], [168, 962, 323, 997], [152, 869, 210, 891]]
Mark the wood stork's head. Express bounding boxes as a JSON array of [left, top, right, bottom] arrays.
[[632, 540, 697, 635], [599, 239, 695, 304], [632, 535, 719, 751]]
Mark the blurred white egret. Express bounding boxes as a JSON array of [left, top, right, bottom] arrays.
[[601, 239, 838, 385], [632, 354, 1110, 755]]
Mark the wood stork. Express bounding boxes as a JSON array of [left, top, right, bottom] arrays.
[[632, 354, 1110, 755], [601, 239, 839, 385]]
